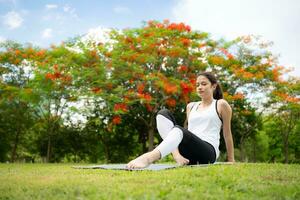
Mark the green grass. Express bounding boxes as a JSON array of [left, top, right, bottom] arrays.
[[0, 163, 299, 200]]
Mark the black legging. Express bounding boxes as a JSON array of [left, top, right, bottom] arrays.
[[157, 109, 216, 164]]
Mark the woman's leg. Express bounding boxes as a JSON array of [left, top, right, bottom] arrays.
[[156, 109, 177, 139], [155, 109, 184, 158], [175, 125, 216, 164], [126, 109, 215, 169], [127, 109, 183, 169]]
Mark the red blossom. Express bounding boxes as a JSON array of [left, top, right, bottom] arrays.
[[180, 81, 193, 95], [178, 65, 188, 73], [137, 83, 145, 93], [45, 73, 55, 80], [53, 72, 61, 79], [36, 50, 46, 57], [166, 98, 176, 107], [138, 92, 152, 102], [163, 82, 178, 94], [112, 115, 121, 125], [220, 48, 234, 59], [91, 87, 101, 94], [145, 103, 153, 112], [114, 103, 128, 112], [180, 38, 191, 47], [167, 22, 191, 32]]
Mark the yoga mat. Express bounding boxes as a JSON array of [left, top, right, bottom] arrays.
[[72, 162, 229, 171], [73, 163, 179, 171]]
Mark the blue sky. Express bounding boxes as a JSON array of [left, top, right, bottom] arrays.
[[1, 0, 300, 77]]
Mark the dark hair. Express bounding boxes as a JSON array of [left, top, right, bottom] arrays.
[[198, 72, 223, 100]]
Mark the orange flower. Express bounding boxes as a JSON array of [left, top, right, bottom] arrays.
[[243, 72, 254, 79], [189, 78, 196, 86], [273, 91, 300, 103], [178, 65, 188, 73], [219, 48, 234, 59], [144, 93, 152, 101], [53, 64, 58, 71], [15, 49, 21, 56], [168, 49, 180, 57], [163, 82, 178, 94], [166, 98, 176, 107], [45, 73, 55, 80], [145, 103, 153, 112], [180, 38, 191, 47], [112, 115, 121, 125], [210, 56, 224, 65], [53, 72, 61, 79], [180, 81, 193, 95], [114, 103, 128, 112], [167, 22, 191, 32], [137, 83, 145, 93], [125, 37, 133, 44], [272, 66, 284, 82], [156, 23, 164, 28], [91, 87, 101, 94], [137, 92, 152, 102], [36, 50, 46, 57], [232, 92, 244, 100], [90, 50, 98, 58]]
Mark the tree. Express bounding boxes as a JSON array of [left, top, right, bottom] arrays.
[[78, 21, 288, 155], [267, 77, 300, 163]]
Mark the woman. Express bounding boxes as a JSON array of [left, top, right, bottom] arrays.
[[126, 72, 235, 169]]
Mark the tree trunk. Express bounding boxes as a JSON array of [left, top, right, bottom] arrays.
[[240, 137, 246, 162], [99, 135, 110, 163], [148, 128, 154, 151], [46, 135, 51, 163], [11, 131, 20, 162], [284, 138, 289, 163], [253, 138, 257, 163]]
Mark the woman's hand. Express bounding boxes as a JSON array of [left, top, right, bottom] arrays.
[[226, 159, 235, 164], [173, 153, 189, 165]]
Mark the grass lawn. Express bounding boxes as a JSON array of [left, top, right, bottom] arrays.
[[0, 163, 299, 200]]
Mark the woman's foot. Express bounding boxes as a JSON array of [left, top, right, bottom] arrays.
[[126, 149, 161, 169]]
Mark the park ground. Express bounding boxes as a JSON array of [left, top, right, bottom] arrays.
[[0, 163, 299, 200]]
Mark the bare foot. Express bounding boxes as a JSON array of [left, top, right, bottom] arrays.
[[126, 150, 161, 169]]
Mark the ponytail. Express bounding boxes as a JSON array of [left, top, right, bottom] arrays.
[[213, 83, 223, 100]]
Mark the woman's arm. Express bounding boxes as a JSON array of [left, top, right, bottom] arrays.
[[219, 99, 235, 162]]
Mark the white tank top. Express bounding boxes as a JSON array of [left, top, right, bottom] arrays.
[[188, 99, 222, 159]]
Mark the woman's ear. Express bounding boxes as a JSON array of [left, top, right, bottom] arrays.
[[212, 83, 217, 90]]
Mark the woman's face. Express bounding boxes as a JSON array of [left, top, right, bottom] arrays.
[[196, 75, 216, 98]]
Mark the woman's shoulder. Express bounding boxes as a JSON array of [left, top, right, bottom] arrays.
[[187, 101, 200, 108], [217, 99, 232, 111]]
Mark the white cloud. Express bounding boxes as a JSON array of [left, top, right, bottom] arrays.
[[42, 28, 53, 39], [63, 4, 78, 18], [113, 6, 131, 14], [0, 36, 6, 43], [46, 4, 58, 10], [3, 11, 23, 29], [172, 0, 300, 77]]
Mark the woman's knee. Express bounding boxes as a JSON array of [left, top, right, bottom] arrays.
[[156, 109, 177, 124], [157, 109, 171, 117]]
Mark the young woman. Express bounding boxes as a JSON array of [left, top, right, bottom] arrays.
[[126, 72, 235, 169]]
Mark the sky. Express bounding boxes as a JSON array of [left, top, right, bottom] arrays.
[[1, 0, 299, 77]]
